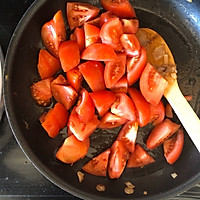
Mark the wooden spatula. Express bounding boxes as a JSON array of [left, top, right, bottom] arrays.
[[136, 28, 200, 152]]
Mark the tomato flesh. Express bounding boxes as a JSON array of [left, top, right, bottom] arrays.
[[121, 19, 139, 34], [110, 75, 128, 93]]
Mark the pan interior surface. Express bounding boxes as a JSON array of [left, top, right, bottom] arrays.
[[4, 0, 200, 199]]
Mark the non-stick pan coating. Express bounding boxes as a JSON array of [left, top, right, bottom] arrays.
[[4, 0, 200, 199]]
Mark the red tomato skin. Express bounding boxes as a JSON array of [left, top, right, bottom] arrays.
[[149, 100, 165, 126], [100, 0, 136, 18], [146, 118, 181, 149], [58, 41, 80, 72], [82, 148, 111, 176], [89, 90, 116, 117], [110, 75, 128, 93], [165, 103, 173, 118], [68, 107, 100, 141], [78, 61, 106, 92], [99, 11, 116, 26], [128, 87, 151, 127], [104, 53, 126, 88], [87, 16, 101, 27], [99, 112, 128, 129], [76, 88, 95, 122], [127, 144, 155, 168], [51, 74, 68, 86], [56, 135, 90, 164], [30, 77, 53, 106], [81, 43, 117, 61], [66, 67, 83, 92], [70, 27, 85, 52], [108, 140, 129, 179], [121, 19, 139, 34], [37, 49, 61, 79], [67, 2, 100, 30], [127, 46, 147, 86], [140, 63, 168, 105], [100, 17, 123, 51], [120, 33, 141, 57], [84, 23, 100, 47], [41, 10, 66, 57], [117, 121, 138, 153], [163, 128, 184, 164], [111, 92, 136, 121]]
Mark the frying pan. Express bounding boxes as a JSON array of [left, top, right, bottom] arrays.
[[3, 0, 200, 199]]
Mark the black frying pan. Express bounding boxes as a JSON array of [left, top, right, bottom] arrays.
[[3, 0, 200, 199]]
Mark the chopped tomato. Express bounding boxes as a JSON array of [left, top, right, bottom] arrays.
[[68, 107, 100, 141], [163, 128, 184, 164], [87, 16, 101, 27], [117, 121, 138, 153], [120, 33, 141, 57], [127, 46, 147, 86], [78, 61, 106, 92], [146, 118, 181, 149], [81, 43, 117, 61], [111, 92, 136, 121], [66, 67, 83, 92], [110, 75, 128, 93], [82, 148, 111, 176], [140, 63, 168, 105], [127, 144, 155, 168], [41, 10, 66, 57], [51, 84, 78, 110], [67, 2, 100, 30], [58, 40, 80, 72], [100, 17, 123, 51], [30, 77, 53, 106], [37, 49, 61, 79], [56, 135, 90, 164], [121, 19, 139, 34], [89, 90, 116, 117], [99, 112, 128, 129], [75, 88, 95, 122], [108, 140, 129, 179], [99, 11, 116, 26], [100, 0, 136, 18], [51, 74, 68, 86], [84, 23, 100, 47], [165, 103, 173, 118], [104, 53, 126, 88], [149, 100, 165, 126], [128, 87, 151, 127], [70, 27, 85, 52]]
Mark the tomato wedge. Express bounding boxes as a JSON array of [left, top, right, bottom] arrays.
[[82, 148, 111, 176], [76, 88, 95, 122], [163, 128, 184, 164], [110, 75, 128, 93], [127, 144, 155, 168], [111, 92, 136, 121], [70, 27, 85, 52], [165, 103, 173, 118], [149, 100, 165, 126], [121, 19, 139, 34], [41, 10, 66, 57], [68, 107, 100, 141], [56, 135, 90, 164], [108, 140, 129, 179], [51, 74, 68, 85], [67, 2, 100, 30], [99, 11, 116, 26], [81, 43, 117, 61], [100, 0, 136, 18], [128, 87, 151, 127], [66, 67, 83, 92], [120, 33, 141, 57], [84, 23, 100, 47], [90, 90, 116, 117], [146, 118, 181, 149], [99, 112, 128, 129], [117, 121, 138, 153], [127, 46, 147, 86], [37, 49, 61, 79], [104, 53, 126, 88], [100, 17, 123, 51], [140, 63, 168, 105], [78, 61, 106, 92], [30, 77, 53, 106], [58, 40, 80, 72]]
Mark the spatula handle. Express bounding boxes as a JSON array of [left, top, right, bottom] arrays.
[[164, 80, 200, 152]]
